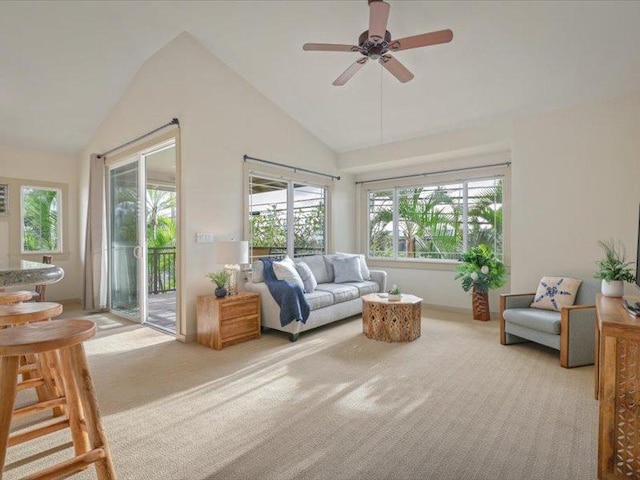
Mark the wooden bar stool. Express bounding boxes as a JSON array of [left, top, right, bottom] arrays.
[[0, 319, 116, 479], [0, 302, 65, 417], [0, 291, 33, 305]]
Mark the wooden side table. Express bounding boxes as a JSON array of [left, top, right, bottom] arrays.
[[196, 291, 260, 350], [362, 293, 422, 342]]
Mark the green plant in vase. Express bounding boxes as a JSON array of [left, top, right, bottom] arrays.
[[455, 244, 506, 320], [388, 284, 401, 301], [594, 239, 636, 297], [207, 269, 231, 298]]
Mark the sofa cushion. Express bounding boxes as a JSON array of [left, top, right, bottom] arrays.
[[297, 255, 333, 284], [335, 252, 371, 280], [344, 281, 380, 296], [294, 261, 317, 293], [315, 283, 360, 304], [504, 308, 562, 335], [273, 256, 305, 291], [304, 290, 334, 311], [333, 255, 364, 283], [531, 277, 582, 311]]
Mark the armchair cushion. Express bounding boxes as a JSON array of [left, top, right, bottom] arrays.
[[530, 277, 582, 311], [503, 308, 561, 335]]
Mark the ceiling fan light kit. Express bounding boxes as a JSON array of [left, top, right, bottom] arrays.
[[302, 0, 453, 86]]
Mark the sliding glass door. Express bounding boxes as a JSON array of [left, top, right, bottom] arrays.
[[109, 158, 147, 322]]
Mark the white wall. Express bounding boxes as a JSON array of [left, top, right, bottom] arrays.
[[344, 92, 640, 311], [0, 144, 80, 302], [81, 33, 354, 340], [511, 93, 640, 293]]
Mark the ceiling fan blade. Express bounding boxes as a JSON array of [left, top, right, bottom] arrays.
[[389, 29, 454, 52], [369, 1, 390, 42], [303, 43, 361, 52], [333, 58, 368, 86], [379, 55, 414, 83]]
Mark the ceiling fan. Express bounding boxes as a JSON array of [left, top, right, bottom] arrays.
[[303, 0, 453, 86]]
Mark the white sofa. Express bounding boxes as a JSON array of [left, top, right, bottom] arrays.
[[245, 254, 387, 341]]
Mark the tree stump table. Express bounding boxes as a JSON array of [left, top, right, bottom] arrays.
[[361, 293, 422, 342]]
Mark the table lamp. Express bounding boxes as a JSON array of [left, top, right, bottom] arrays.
[[214, 240, 249, 296]]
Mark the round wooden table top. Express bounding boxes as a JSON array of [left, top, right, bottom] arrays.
[[0, 319, 96, 356], [0, 290, 33, 304], [0, 301, 63, 326], [361, 293, 423, 306]]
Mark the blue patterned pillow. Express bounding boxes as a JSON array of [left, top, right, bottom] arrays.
[[530, 277, 582, 311], [294, 261, 317, 293], [333, 255, 364, 283]]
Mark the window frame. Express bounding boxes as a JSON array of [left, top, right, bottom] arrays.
[[244, 165, 333, 261], [360, 163, 510, 269], [20, 185, 63, 254]]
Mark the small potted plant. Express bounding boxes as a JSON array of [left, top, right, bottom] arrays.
[[207, 270, 231, 298], [455, 244, 506, 321], [388, 284, 402, 302], [594, 239, 636, 297]]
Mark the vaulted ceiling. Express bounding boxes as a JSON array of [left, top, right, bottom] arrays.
[[1, 1, 639, 155]]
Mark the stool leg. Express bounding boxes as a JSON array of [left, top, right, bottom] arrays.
[[40, 351, 66, 417], [59, 344, 116, 480], [0, 356, 19, 477], [58, 348, 90, 456]]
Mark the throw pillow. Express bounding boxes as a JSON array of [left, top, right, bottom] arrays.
[[273, 256, 305, 291], [335, 252, 371, 280], [530, 277, 582, 311], [333, 255, 364, 283], [294, 261, 317, 293]]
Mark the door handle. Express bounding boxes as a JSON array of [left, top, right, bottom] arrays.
[[133, 245, 142, 259]]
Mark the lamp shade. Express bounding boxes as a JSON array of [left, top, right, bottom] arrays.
[[214, 240, 249, 265]]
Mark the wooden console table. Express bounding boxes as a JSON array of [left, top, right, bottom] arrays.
[[596, 293, 640, 479]]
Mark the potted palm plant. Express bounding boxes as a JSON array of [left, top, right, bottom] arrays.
[[455, 244, 506, 321], [594, 239, 636, 297], [207, 270, 231, 298]]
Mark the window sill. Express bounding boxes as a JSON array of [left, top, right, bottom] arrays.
[[367, 258, 511, 273], [367, 258, 459, 272]]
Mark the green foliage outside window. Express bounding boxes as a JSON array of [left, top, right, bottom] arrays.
[[22, 187, 60, 252], [368, 179, 503, 261]]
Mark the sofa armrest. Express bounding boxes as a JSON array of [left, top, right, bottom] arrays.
[[560, 304, 596, 368], [499, 293, 536, 345], [369, 270, 387, 293]]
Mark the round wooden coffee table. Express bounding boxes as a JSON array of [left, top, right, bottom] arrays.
[[361, 293, 422, 342]]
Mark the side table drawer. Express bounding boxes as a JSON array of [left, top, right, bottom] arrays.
[[221, 315, 259, 338], [221, 300, 259, 320]]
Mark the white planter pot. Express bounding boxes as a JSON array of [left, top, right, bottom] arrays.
[[388, 293, 402, 302], [601, 279, 624, 297]]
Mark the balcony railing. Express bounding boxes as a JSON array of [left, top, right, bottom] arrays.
[[148, 247, 176, 294]]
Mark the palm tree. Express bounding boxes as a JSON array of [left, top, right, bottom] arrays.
[[467, 181, 503, 255], [22, 188, 59, 251]]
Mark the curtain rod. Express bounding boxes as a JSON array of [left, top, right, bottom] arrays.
[[355, 162, 511, 185], [243, 154, 340, 181], [98, 118, 180, 158]]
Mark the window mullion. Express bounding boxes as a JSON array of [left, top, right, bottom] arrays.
[[286, 181, 294, 257], [462, 181, 468, 253], [393, 188, 399, 260]]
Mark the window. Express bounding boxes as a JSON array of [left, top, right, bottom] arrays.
[[367, 176, 503, 261], [20, 186, 62, 253], [248, 174, 327, 261]]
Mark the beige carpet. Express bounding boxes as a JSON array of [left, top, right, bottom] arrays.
[[5, 309, 598, 480]]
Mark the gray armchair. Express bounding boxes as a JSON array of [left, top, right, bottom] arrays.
[[499, 278, 599, 368]]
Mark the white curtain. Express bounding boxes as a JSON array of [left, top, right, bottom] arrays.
[[82, 154, 107, 310]]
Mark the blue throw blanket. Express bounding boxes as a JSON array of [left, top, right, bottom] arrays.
[[261, 258, 310, 327]]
